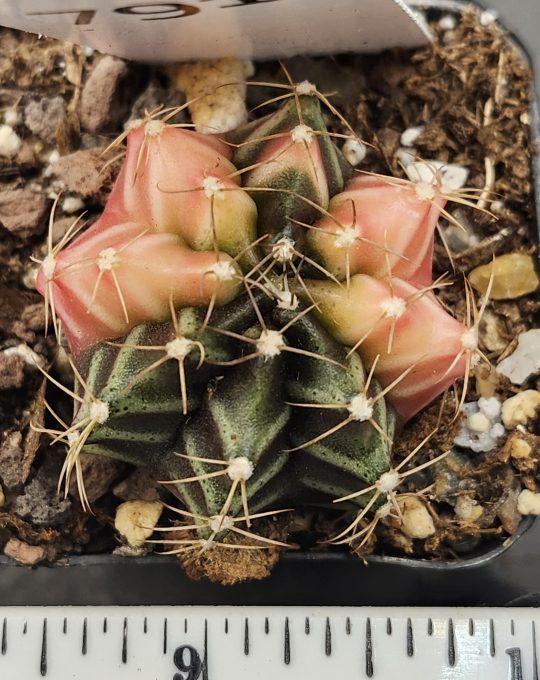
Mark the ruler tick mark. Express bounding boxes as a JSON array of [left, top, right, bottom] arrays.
[[284, 617, 291, 665], [62, 617, 67, 635], [23, 621, 27, 635], [40, 618, 47, 677], [448, 618, 456, 667], [427, 618, 433, 636], [387, 618, 392, 635], [305, 617, 310, 635], [184, 618, 188, 634], [265, 617, 269, 635], [122, 617, 128, 664], [490, 619, 496, 657], [82, 618, 88, 655], [346, 617, 351, 635], [2, 617, 6, 655], [511, 619, 515, 636], [244, 618, 250, 655], [365, 618, 373, 678], [103, 617, 108, 634], [144, 617, 147, 634], [202, 619, 209, 680], [469, 618, 474, 636], [163, 618, 168, 655], [532, 621, 538, 680], [224, 618, 229, 634], [406, 618, 414, 657], [506, 647, 523, 680], [325, 617, 332, 656]]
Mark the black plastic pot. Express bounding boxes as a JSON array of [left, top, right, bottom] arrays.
[[0, 0, 538, 607]]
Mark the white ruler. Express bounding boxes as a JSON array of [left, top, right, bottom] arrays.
[[0, 607, 537, 679]]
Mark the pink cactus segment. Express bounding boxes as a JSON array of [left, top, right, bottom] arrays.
[[242, 129, 330, 209], [307, 274, 467, 421], [105, 123, 257, 255], [306, 175, 445, 287], [36, 221, 240, 353]]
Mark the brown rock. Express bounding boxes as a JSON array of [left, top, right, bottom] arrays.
[[0, 432, 25, 488], [52, 148, 119, 203], [0, 354, 25, 390], [4, 538, 47, 566], [79, 56, 130, 132], [113, 467, 160, 502], [69, 453, 123, 503], [0, 188, 48, 239]]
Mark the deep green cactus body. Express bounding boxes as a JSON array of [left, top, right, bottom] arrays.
[[276, 307, 395, 505]]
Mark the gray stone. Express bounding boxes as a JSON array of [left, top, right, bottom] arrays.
[[24, 96, 66, 142]]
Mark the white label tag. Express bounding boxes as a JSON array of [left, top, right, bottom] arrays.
[[0, 0, 430, 62]]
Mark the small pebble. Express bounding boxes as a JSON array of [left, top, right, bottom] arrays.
[[455, 495, 483, 522], [3, 343, 43, 367], [497, 329, 540, 384], [510, 438, 532, 459], [0, 482, 5, 507], [517, 489, 540, 516], [478, 396, 501, 420], [4, 538, 47, 566], [115, 500, 163, 549], [469, 253, 539, 300], [454, 400, 505, 452], [501, 390, 540, 428], [400, 125, 424, 147], [342, 138, 367, 166], [80, 56, 131, 132], [398, 496, 435, 539], [490, 200, 504, 212], [395, 147, 416, 168], [438, 15, 457, 30], [480, 9, 499, 25], [24, 96, 66, 142], [468, 412, 491, 433], [3, 108, 20, 126], [62, 196, 84, 214], [0, 124, 22, 157], [404, 160, 469, 190]]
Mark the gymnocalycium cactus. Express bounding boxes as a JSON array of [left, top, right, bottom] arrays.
[[36, 83, 479, 580]]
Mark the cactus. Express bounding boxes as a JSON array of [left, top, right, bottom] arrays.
[[35, 84, 476, 580]]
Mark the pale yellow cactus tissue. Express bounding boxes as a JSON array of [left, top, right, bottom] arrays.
[[167, 58, 252, 133]]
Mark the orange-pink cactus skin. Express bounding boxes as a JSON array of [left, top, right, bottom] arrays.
[[306, 275, 467, 421], [36, 220, 240, 353], [36, 121, 257, 354], [306, 176, 445, 287]]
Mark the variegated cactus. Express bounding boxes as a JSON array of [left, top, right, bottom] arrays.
[[35, 84, 479, 579]]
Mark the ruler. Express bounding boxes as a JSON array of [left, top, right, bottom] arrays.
[[0, 607, 538, 679]]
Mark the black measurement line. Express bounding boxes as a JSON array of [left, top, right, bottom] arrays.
[[325, 617, 332, 656], [469, 618, 474, 636], [387, 618, 392, 635], [346, 617, 351, 635], [511, 620, 515, 636], [144, 617, 148, 634], [448, 618, 456, 667], [406, 618, 414, 657], [490, 619, 496, 657], [202, 619, 208, 680], [163, 618, 168, 655], [184, 618, 188, 634], [40, 618, 47, 677], [224, 618, 229, 634], [532, 621, 538, 680], [265, 617, 269, 635], [122, 617, 128, 664], [244, 618, 249, 656], [305, 617, 310, 635], [506, 648, 523, 680], [427, 618, 433, 636], [23, 621, 27, 635], [2, 617, 7, 655], [365, 618, 373, 678], [62, 618, 67, 635], [82, 618, 88, 655], [284, 617, 291, 665], [103, 617, 108, 634]]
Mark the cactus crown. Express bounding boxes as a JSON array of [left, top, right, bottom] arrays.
[[35, 74, 488, 578]]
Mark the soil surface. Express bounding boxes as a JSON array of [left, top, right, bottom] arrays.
[[0, 7, 538, 581]]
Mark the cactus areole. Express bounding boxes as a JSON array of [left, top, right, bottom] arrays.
[[36, 92, 469, 579]]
